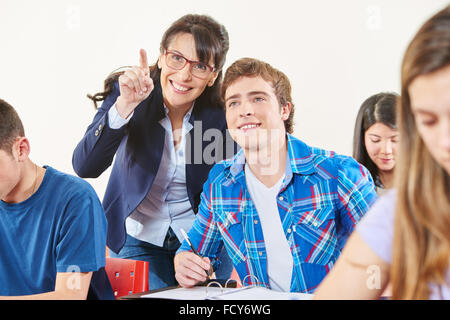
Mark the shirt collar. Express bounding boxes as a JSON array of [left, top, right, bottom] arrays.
[[285, 134, 317, 175], [160, 102, 195, 134], [162, 101, 195, 122]]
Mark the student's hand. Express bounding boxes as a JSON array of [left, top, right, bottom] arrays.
[[174, 251, 212, 288], [116, 48, 154, 119]]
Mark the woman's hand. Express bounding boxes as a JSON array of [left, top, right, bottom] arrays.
[[116, 49, 154, 119]]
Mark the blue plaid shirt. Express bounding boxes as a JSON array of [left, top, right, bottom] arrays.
[[178, 134, 377, 293]]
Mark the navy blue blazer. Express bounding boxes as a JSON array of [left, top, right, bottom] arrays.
[[73, 80, 237, 253]]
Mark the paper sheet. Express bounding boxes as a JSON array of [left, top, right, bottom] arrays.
[[207, 286, 314, 300], [141, 285, 313, 300], [141, 286, 238, 300]]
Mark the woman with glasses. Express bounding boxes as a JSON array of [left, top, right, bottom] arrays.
[[72, 14, 236, 290]]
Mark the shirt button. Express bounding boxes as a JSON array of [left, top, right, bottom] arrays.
[[254, 219, 258, 225], [259, 251, 263, 256], [287, 228, 292, 233], [95, 130, 99, 136], [98, 124, 103, 130], [313, 222, 319, 227], [278, 196, 284, 201]]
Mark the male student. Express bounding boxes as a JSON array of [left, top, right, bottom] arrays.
[[174, 58, 378, 293], [0, 99, 112, 299]]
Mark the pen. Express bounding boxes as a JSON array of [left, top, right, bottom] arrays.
[[180, 228, 211, 280]]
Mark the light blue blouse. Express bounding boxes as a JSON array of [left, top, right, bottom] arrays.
[[108, 104, 195, 246]]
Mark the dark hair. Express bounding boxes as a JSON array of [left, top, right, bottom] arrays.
[[221, 57, 295, 134], [88, 14, 229, 109], [0, 99, 25, 154], [352, 92, 399, 184]]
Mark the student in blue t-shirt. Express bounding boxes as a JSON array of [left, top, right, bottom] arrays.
[[0, 99, 112, 299]]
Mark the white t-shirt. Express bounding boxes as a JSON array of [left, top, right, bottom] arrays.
[[245, 163, 293, 292]]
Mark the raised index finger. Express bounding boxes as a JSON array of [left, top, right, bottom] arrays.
[[139, 48, 149, 75]]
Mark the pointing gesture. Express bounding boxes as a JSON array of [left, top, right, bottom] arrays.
[[139, 48, 149, 76], [116, 49, 154, 119]]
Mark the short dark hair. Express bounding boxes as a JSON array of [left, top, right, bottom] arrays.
[[221, 57, 295, 134], [0, 99, 25, 154], [352, 92, 399, 185]]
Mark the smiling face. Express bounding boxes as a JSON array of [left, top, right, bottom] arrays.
[[158, 32, 218, 113], [409, 64, 450, 175], [224, 76, 290, 153], [364, 122, 398, 173]]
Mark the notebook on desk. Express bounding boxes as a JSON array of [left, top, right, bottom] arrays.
[[140, 278, 236, 300], [141, 285, 234, 300], [141, 278, 313, 300]]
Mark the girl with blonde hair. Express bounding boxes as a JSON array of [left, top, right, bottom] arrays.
[[314, 5, 450, 299]]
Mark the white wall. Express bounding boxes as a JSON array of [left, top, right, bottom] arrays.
[[1, 0, 448, 199]]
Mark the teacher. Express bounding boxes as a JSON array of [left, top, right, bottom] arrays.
[[72, 14, 236, 290]]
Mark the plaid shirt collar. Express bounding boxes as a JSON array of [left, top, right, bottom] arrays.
[[226, 134, 318, 184]]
